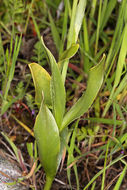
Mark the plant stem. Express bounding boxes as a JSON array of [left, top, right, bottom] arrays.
[[44, 176, 54, 190]]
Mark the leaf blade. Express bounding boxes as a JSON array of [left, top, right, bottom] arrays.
[[34, 101, 60, 178], [29, 63, 52, 107], [61, 55, 105, 130], [114, 165, 127, 190], [59, 43, 79, 63], [41, 37, 66, 129]]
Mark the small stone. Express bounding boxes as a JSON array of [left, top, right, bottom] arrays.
[[0, 152, 28, 190]]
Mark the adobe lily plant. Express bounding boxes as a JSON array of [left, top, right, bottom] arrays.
[[29, 36, 105, 189], [29, 1, 105, 189]]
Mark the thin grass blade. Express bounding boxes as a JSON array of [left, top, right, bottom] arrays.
[[103, 23, 127, 116], [67, 120, 79, 190], [1, 35, 22, 115], [48, 10, 61, 52], [101, 141, 110, 190], [83, 155, 127, 190], [113, 165, 127, 190]]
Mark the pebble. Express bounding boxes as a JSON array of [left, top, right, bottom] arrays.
[[0, 152, 28, 190]]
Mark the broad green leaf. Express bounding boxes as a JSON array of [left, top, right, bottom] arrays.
[[59, 43, 79, 63], [61, 55, 105, 131], [29, 63, 51, 107], [34, 100, 60, 179], [41, 37, 66, 129]]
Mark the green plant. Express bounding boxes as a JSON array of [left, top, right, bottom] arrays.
[[28, 1, 106, 189], [29, 35, 105, 189]]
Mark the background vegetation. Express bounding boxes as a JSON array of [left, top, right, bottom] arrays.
[[0, 0, 127, 189]]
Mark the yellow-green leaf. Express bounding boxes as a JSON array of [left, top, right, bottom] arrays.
[[29, 63, 52, 107], [59, 43, 79, 64]]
